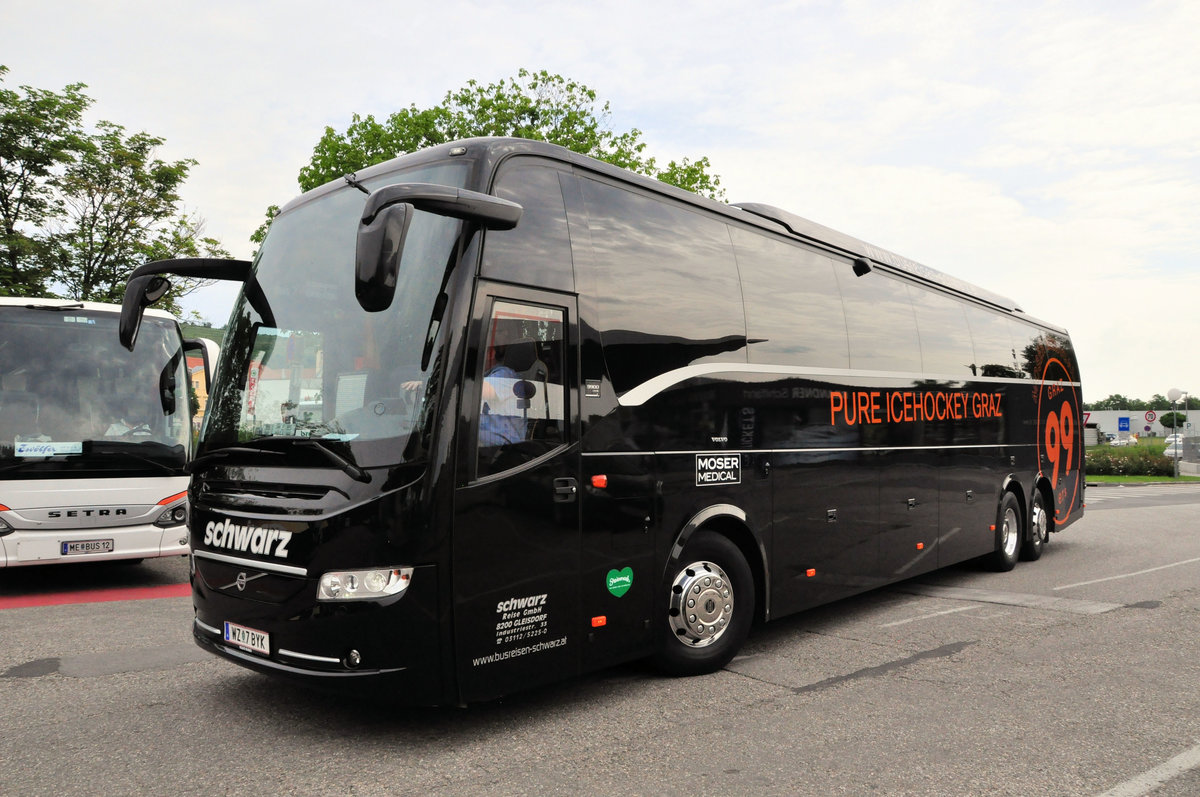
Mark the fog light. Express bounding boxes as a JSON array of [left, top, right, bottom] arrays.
[[344, 650, 362, 668], [317, 567, 413, 601]]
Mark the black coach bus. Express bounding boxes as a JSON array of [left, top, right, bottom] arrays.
[[119, 137, 1083, 705]]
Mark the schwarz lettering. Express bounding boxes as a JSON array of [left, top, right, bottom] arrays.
[[495, 594, 549, 613], [831, 389, 1003, 426], [203, 518, 293, 559]]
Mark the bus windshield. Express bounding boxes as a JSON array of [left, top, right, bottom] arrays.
[[200, 161, 469, 468], [0, 305, 190, 478]]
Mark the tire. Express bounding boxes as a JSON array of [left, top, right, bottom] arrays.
[[988, 492, 1021, 572], [1021, 489, 1048, 561], [653, 530, 755, 676]]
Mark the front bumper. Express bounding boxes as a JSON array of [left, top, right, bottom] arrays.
[[0, 523, 188, 567], [191, 556, 444, 702]]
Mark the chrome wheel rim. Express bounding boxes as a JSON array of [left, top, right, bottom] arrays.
[[1031, 501, 1048, 545], [668, 560, 733, 647], [1001, 505, 1020, 558]]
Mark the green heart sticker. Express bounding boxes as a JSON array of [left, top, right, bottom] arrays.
[[606, 567, 633, 597]]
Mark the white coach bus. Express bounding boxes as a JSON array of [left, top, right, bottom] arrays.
[[0, 297, 210, 567]]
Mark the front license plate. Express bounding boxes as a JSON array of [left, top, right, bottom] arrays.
[[223, 621, 270, 656], [62, 539, 114, 555]]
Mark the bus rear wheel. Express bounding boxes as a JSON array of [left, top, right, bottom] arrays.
[[654, 530, 754, 677], [1021, 490, 1048, 561], [988, 493, 1021, 572]]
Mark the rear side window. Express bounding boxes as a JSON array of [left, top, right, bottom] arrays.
[[835, 267, 922, 373], [965, 306, 1019, 378], [908, 285, 976, 377], [731, 228, 849, 369], [578, 177, 746, 393]]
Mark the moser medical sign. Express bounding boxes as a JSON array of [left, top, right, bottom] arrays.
[[696, 454, 741, 486]]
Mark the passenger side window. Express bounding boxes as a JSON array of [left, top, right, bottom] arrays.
[[477, 300, 567, 477]]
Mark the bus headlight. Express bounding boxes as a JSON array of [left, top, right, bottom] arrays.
[[154, 491, 189, 528], [154, 504, 187, 528], [317, 567, 413, 601]]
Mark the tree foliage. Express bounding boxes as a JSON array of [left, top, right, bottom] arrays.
[[0, 66, 224, 307], [295, 69, 725, 198], [1084, 393, 1188, 412], [0, 65, 90, 296], [1157, 412, 1188, 430]]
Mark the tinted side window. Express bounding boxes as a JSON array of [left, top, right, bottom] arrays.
[[476, 299, 567, 477], [483, 162, 574, 292], [835, 267, 922, 373], [965, 306, 1019, 378], [908, 285, 975, 377], [1015, 321, 1077, 381], [730, 227, 849, 369], [579, 177, 745, 393]]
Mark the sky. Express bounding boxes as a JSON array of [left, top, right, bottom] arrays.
[[3, 0, 1197, 404]]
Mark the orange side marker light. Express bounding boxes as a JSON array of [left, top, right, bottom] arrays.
[[591, 475, 608, 489], [591, 616, 607, 628], [806, 568, 816, 578], [916, 542, 925, 551]]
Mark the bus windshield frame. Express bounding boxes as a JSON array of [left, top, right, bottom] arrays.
[[198, 161, 470, 469]]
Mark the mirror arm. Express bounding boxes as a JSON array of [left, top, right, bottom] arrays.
[[361, 183, 522, 230], [120, 258, 254, 351]]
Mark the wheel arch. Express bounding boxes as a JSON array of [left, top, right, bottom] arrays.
[[1000, 474, 1028, 533], [668, 504, 770, 623], [1032, 474, 1055, 526]]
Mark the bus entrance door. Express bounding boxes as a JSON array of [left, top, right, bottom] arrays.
[[452, 288, 580, 702]]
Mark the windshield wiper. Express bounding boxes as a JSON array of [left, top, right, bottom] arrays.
[[96, 448, 180, 475], [186, 445, 286, 475], [25, 302, 85, 311], [295, 439, 370, 483]]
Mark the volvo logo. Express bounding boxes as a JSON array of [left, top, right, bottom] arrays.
[[219, 571, 266, 592]]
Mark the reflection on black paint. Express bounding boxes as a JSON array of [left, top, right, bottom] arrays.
[[601, 331, 748, 394]]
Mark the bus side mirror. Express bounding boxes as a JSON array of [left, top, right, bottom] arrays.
[[353, 183, 522, 313], [120, 274, 172, 351], [119, 258, 253, 351], [355, 202, 413, 313]]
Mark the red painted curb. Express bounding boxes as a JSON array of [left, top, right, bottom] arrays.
[[0, 582, 191, 610]]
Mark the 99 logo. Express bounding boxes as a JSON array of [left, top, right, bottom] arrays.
[[1037, 358, 1081, 525]]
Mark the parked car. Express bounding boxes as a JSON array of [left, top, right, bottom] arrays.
[[1165, 442, 1185, 458], [1110, 437, 1136, 446], [1162, 434, 1184, 446]]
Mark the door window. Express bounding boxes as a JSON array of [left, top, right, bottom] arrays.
[[477, 300, 567, 477]]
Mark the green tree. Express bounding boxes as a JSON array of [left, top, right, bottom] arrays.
[[0, 65, 90, 295], [1085, 395, 1134, 411], [1158, 412, 1187, 430], [45, 121, 195, 303], [1, 69, 227, 305], [276, 69, 723, 248]]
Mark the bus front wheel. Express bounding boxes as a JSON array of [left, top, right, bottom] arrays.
[[988, 493, 1022, 572], [654, 530, 754, 676]]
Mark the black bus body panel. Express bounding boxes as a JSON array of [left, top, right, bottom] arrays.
[[189, 467, 450, 702], [184, 138, 1083, 705]]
